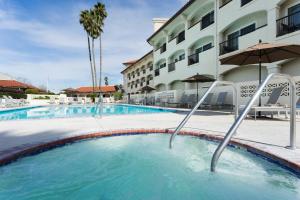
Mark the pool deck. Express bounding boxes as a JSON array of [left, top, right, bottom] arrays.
[[0, 109, 300, 173]]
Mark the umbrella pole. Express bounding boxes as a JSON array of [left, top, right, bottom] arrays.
[[196, 82, 199, 102], [258, 50, 262, 117]]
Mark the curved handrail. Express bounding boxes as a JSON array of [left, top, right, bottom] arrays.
[[211, 73, 297, 172], [169, 81, 238, 148]]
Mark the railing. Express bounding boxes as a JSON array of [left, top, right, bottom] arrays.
[[211, 73, 297, 172], [277, 11, 300, 37], [169, 81, 238, 148], [219, 37, 239, 55], [201, 11, 214, 30], [188, 53, 199, 65], [219, 0, 232, 9], [168, 62, 176, 72], [154, 69, 160, 76]]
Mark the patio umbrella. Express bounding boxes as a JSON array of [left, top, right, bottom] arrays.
[[220, 40, 300, 106], [139, 85, 156, 105], [182, 73, 215, 101]]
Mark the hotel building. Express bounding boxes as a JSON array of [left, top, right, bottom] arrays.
[[123, 0, 300, 105], [121, 51, 154, 101]]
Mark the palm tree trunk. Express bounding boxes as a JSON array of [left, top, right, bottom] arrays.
[[91, 38, 97, 90], [87, 33, 95, 93], [99, 34, 103, 118]]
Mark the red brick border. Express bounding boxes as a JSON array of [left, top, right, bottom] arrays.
[[0, 129, 299, 175]]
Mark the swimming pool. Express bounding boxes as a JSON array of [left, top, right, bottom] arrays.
[[0, 134, 299, 200], [0, 104, 171, 120]]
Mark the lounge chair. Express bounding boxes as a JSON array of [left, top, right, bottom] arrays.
[[199, 93, 213, 109], [250, 87, 285, 120], [212, 92, 229, 109]]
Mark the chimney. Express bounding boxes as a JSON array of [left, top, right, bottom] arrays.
[[152, 18, 169, 32]]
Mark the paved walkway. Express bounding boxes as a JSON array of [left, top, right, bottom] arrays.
[[0, 111, 299, 172]]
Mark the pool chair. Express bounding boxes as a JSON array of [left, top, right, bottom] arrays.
[[213, 92, 229, 109], [199, 93, 214, 109], [249, 87, 285, 120], [2, 95, 18, 107], [186, 94, 197, 108]]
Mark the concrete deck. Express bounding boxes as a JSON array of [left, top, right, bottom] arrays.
[[0, 111, 299, 173]]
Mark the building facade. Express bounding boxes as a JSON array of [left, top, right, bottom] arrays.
[[143, 0, 300, 105], [121, 51, 154, 100]]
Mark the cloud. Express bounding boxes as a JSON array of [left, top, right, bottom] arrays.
[[0, 0, 184, 92]]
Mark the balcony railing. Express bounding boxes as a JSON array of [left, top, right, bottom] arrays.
[[168, 62, 176, 72], [188, 53, 199, 65], [219, 0, 232, 9], [219, 24, 267, 55], [155, 69, 160, 76], [277, 11, 300, 37], [219, 37, 239, 55]]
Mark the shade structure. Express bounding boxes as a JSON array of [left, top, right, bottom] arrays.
[[220, 40, 300, 108], [182, 74, 215, 102], [139, 85, 156, 93], [139, 85, 156, 105]]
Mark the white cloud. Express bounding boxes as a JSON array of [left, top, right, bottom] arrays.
[[0, 0, 183, 92]]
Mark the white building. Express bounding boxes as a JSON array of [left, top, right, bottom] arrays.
[[144, 0, 300, 105], [121, 51, 154, 102]]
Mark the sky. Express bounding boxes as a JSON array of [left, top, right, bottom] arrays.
[[0, 0, 186, 92]]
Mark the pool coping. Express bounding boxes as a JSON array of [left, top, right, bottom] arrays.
[[0, 129, 299, 176]]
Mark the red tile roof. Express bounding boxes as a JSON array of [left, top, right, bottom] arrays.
[[76, 85, 116, 93], [0, 80, 34, 89], [122, 60, 137, 65]]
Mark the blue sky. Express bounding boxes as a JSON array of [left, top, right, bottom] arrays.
[[0, 0, 186, 92]]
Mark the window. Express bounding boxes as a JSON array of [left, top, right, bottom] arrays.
[[201, 11, 214, 30], [195, 47, 202, 54], [179, 53, 185, 61], [241, 0, 253, 7], [240, 23, 256, 36], [177, 31, 185, 44], [160, 43, 166, 53], [288, 3, 300, 28], [160, 63, 166, 69], [149, 65, 153, 71], [203, 43, 213, 51]]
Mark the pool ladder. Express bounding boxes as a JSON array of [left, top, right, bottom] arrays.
[[169, 73, 297, 172]]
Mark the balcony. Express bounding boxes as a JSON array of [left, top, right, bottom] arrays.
[[188, 53, 199, 66], [155, 69, 160, 76], [219, 37, 239, 55], [219, 24, 267, 55], [277, 11, 300, 37], [168, 62, 176, 72]]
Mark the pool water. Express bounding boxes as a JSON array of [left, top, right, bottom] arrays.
[[0, 104, 170, 120], [0, 135, 299, 200]]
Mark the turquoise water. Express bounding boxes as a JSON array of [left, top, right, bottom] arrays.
[[0, 134, 299, 200], [0, 104, 170, 120]]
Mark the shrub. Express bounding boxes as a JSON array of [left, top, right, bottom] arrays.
[[25, 88, 40, 94], [113, 91, 123, 101]]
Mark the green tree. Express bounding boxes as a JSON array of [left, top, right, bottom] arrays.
[[79, 10, 95, 92]]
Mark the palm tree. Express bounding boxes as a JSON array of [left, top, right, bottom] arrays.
[[79, 10, 95, 92], [93, 2, 107, 90], [104, 76, 108, 85], [93, 2, 107, 117]]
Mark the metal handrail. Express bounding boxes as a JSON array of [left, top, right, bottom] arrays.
[[211, 73, 297, 172], [169, 81, 238, 148]]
